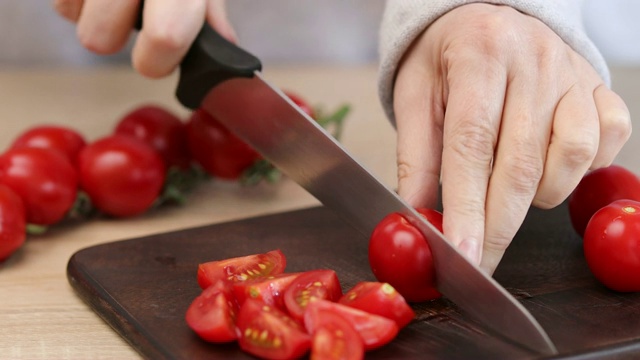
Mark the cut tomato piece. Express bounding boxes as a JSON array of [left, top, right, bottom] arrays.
[[309, 309, 364, 360], [197, 249, 286, 289], [284, 269, 343, 321], [305, 299, 398, 350], [339, 282, 414, 329], [185, 281, 238, 343], [236, 299, 311, 360], [233, 272, 302, 310]]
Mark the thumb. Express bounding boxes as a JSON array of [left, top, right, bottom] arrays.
[[206, 0, 238, 43]]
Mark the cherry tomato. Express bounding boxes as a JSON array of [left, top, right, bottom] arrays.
[[304, 299, 398, 351], [185, 109, 261, 179], [283, 269, 343, 321], [78, 135, 166, 217], [339, 281, 414, 329], [0, 184, 26, 261], [11, 125, 86, 165], [568, 165, 640, 237], [185, 280, 239, 343], [197, 249, 287, 289], [236, 298, 311, 360], [114, 104, 191, 169], [309, 308, 364, 360], [368, 208, 442, 302], [284, 90, 314, 119], [583, 199, 640, 292], [0, 147, 78, 225], [233, 272, 301, 310]]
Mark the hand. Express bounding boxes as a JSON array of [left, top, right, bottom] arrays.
[[393, 4, 631, 274], [53, 0, 236, 78]]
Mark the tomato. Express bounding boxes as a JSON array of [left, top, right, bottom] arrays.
[[309, 308, 364, 360], [114, 104, 191, 169], [185, 280, 239, 343], [185, 109, 261, 179], [568, 165, 640, 237], [283, 269, 343, 321], [583, 199, 640, 292], [197, 249, 287, 289], [368, 208, 442, 302], [339, 281, 414, 329], [304, 299, 398, 350], [78, 135, 166, 217], [233, 272, 301, 310], [11, 125, 86, 165], [0, 147, 78, 225], [284, 91, 314, 119], [236, 298, 311, 360], [0, 184, 26, 261]]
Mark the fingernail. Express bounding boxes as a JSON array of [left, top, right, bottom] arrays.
[[459, 238, 481, 265]]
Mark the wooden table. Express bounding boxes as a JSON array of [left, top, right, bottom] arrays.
[[0, 65, 638, 359]]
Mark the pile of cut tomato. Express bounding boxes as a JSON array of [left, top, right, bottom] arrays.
[[186, 249, 415, 360]]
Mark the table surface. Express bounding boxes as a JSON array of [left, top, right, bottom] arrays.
[[0, 64, 638, 359]]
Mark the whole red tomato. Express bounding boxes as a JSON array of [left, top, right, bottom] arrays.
[[0, 184, 26, 261], [78, 135, 166, 217], [114, 104, 190, 169], [583, 199, 640, 292], [284, 90, 314, 119], [568, 165, 640, 237], [368, 208, 442, 302], [185, 109, 261, 179], [0, 147, 78, 225], [11, 125, 87, 165]]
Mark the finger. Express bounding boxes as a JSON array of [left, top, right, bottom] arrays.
[[393, 58, 444, 209], [206, 0, 238, 43], [532, 85, 599, 210], [76, 0, 139, 54], [590, 84, 632, 169], [132, 0, 206, 78], [440, 58, 506, 266], [53, 0, 84, 22]]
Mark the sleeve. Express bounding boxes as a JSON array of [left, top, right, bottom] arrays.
[[377, 0, 611, 124]]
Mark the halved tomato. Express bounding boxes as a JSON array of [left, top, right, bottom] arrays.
[[310, 309, 364, 360], [185, 280, 238, 343], [339, 281, 414, 329], [304, 299, 398, 350], [236, 299, 311, 360], [283, 269, 343, 321], [233, 272, 302, 310], [197, 250, 287, 289]]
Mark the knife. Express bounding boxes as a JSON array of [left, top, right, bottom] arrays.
[[135, 13, 557, 356]]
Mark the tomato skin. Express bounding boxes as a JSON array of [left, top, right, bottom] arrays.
[[236, 299, 311, 360], [0, 147, 78, 225], [197, 249, 287, 289], [283, 269, 343, 321], [569, 165, 640, 237], [339, 281, 414, 329], [185, 280, 239, 343], [0, 184, 26, 261], [309, 309, 364, 360], [11, 125, 87, 165], [368, 208, 442, 303], [583, 199, 640, 292], [185, 109, 261, 179], [114, 104, 191, 169], [78, 135, 166, 217]]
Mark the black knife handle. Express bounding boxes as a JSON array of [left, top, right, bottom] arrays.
[[134, 1, 262, 109]]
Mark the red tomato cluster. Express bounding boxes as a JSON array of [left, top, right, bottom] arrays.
[[569, 165, 640, 292], [186, 249, 414, 360]]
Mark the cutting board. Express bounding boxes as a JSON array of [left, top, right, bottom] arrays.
[[67, 203, 640, 359]]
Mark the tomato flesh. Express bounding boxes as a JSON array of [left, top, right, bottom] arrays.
[[233, 272, 301, 310], [339, 281, 414, 329], [284, 269, 343, 321], [309, 309, 364, 360], [185, 281, 238, 343], [197, 249, 287, 289]]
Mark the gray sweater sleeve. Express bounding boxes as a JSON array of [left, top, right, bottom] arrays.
[[378, 0, 610, 123]]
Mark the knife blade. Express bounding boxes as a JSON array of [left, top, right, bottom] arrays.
[[163, 20, 557, 356]]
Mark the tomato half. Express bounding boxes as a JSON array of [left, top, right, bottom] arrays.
[[339, 281, 414, 329], [569, 165, 640, 237], [236, 299, 311, 360], [233, 272, 301, 310], [283, 269, 343, 321], [304, 299, 398, 350], [368, 208, 442, 302], [78, 135, 166, 217], [197, 249, 287, 289], [0, 184, 26, 261], [583, 199, 640, 292], [185, 280, 239, 343], [0, 147, 78, 225], [11, 125, 87, 165], [309, 308, 364, 360]]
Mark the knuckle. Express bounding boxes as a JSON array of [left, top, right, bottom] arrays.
[[446, 121, 496, 164], [143, 27, 187, 53], [601, 107, 633, 142], [499, 150, 543, 195], [557, 137, 598, 169]]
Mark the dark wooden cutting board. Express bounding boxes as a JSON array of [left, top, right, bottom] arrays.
[[67, 203, 640, 359]]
